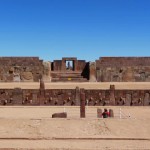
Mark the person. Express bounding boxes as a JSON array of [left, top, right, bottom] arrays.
[[102, 108, 110, 118]]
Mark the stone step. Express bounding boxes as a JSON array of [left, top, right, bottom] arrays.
[[51, 71, 82, 74], [51, 77, 88, 82], [51, 71, 88, 82], [51, 74, 83, 78], [51, 72, 83, 78]]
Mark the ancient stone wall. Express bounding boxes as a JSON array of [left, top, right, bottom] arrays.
[[51, 58, 88, 82], [84, 89, 148, 106], [0, 85, 150, 106], [52, 58, 87, 72], [53, 60, 62, 71], [76, 60, 87, 72], [1, 56, 150, 82], [96, 57, 150, 82], [0, 57, 44, 82], [89, 62, 96, 82]]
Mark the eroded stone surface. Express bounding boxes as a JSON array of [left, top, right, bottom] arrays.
[[96, 57, 150, 82], [0, 57, 150, 106]]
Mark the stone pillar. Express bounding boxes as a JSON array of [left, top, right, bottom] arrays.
[[109, 85, 115, 105], [125, 93, 132, 106], [40, 79, 45, 90], [42, 61, 51, 82], [39, 79, 45, 104], [80, 89, 86, 118], [144, 92, 150, 106], [109, 109, 114, 117], [61, 59, 66, 71], [75, 86, 80, 106], [74, 59, 77, 71], [97, 108, 102, 118], [89, 62, 97, 82]]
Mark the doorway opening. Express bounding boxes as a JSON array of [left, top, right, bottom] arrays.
[[66, 60, 74, 71]]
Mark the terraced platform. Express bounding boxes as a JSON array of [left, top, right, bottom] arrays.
[[51, 71, 88, 82]]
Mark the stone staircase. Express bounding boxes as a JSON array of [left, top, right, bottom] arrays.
[[51, 71, 88, 82]]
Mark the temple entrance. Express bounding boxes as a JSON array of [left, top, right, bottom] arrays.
[[51, 57, 88, 82], [66, 60, 74, 71]]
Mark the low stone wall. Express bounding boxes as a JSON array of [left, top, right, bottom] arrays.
[[0, 84, 149, 106]]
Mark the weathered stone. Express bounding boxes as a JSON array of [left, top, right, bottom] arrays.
[[89, 62, 96, 82], [21, 72, 33, 81], [0, 56, 150, 106], [75, 86, 80, 106], [80, 89, 85, 118], [12, 88, 23, 105], [109, 109, 114, 117], [116, 97, 126, 106], [97, 108, 102, 118], [13, 73, 21, 82], [125, 93, 132, 106], [42, 61, 51, 82], [144, 92, 150, 106], [52, 112, 67, 118], [109, 85, 115, 105], [51, 57, 88, 82], [96, 57, 150, 82]]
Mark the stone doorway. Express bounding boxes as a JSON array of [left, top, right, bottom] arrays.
[[65, 60, 74, 71]]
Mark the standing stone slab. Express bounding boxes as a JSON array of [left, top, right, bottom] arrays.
[[125, 93, 132, 106], [75, 86, 80, 106], [97, 108, 102, 118], [109, 109, 114, 118], [89, 62, 96, 82], [144, 92, 150, 106], [39, 79, 46, 105], [80, 89, 86, 118], [12, 88, 23, 105], [109, 85, 115, 105], [42, 61, 51, 82]]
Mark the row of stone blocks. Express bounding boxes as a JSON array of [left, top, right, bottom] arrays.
[[49, 90, 115, 119], [0, 57, 43, 66], [51, 72, 88, 82], [96, 57, 150, 68], [51, 72, 83, 78], [51, 78, 88, 82], [51, 109, 114, 118], [81, 88, 114, 118]]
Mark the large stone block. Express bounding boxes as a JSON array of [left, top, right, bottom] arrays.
[[80, 89, 86, 118], [42, 61, 51, 82], [97, 108, 102, 118], [52, 112, 67, 118], [89, 62, 96, 82]]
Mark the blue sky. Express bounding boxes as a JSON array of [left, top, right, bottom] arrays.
[[0, 0, 150, 61]]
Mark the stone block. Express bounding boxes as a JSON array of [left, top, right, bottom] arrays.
[[80, 90, 86, 118], [89, 62, 96, 82], [52, 112, 67, 118], [97, 108, 102, 118], [109, 109, 114, 117]]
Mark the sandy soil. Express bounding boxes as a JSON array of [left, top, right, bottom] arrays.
[[0, 82, 150, 89], [0, 106, 150, 150]]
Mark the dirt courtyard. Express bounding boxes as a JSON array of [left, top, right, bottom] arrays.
[[0, 106, 150, 150]]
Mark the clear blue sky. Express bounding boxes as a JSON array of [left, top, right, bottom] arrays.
[[0, 0, 150, 61]]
